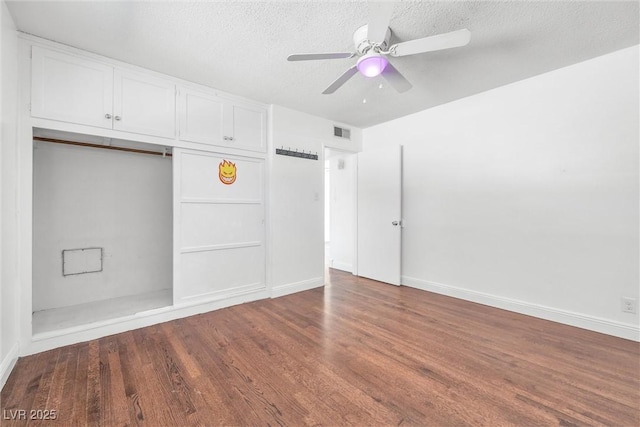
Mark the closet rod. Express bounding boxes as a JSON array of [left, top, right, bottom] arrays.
[[33, 136, 172, 157]]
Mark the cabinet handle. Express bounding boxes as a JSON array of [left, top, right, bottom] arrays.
[[114, 116, 122, 121], [223, 136, 229, 141], [229, 137, 234, 141], [105, 113, 112, 119]]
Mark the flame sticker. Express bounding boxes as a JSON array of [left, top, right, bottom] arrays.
[[218, 160, 237, 185]]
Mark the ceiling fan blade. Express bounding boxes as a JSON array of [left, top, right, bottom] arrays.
[[322, 65, 359, 94], [389, 29, 471, 57], [367, 1, 395, 43], [287, 52, 353, 61], [381, 62, 412, 93]]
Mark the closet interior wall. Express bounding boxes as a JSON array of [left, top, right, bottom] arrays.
[[32, 135, 173, 332]]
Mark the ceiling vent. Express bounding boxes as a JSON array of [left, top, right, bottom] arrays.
[[333, 126, 351, 140]]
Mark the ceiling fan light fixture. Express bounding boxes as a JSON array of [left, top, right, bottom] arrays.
[[356, 52, 388, 77]]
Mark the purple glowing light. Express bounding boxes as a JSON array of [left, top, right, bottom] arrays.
[[356, 53, 388, 77]]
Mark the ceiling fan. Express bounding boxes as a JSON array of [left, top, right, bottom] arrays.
[[287, 3, 471, 94]]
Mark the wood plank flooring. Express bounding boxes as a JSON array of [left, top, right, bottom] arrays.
[[2, 269, 639, 426]]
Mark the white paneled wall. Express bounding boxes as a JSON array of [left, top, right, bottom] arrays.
[[175, 150, 265, 303]]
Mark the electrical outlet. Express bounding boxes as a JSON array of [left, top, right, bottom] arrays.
[[621, 297, 637, 314]]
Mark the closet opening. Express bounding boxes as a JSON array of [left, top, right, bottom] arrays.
[[31, 129, 173, 335]]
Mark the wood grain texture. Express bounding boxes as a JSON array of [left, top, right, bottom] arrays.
[[2, 269, 639, 426]]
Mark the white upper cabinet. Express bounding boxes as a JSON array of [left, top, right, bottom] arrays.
[[178, 88, 225, 145], [31, 46, 114, 129], [31, 46, 176, 139], [179, 87, 266, 152], [114, 70, 176, 138], [31, 44, 267, 147], [224, 101, 267, 152]]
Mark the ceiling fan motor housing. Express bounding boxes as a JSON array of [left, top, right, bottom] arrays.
[[353, 24, 392, 55]]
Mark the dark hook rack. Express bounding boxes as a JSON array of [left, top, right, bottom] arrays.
[[276, 147, 318, 160]]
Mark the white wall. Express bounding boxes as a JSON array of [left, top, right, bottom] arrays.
[[269, 105, 361, 296], [1, 0, 19, 387], [328, 153, 356, 272], [364, 46, 639, 340], [32, 140, 172, 311]]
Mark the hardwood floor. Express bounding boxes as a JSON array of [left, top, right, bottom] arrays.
[[2, 269, 639, 426]]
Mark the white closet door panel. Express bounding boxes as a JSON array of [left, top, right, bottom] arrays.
[[181, 203, 263, 249], [113, 69, 176, 138], [31, 46, 113, 128], [174, 148, 266, 303], [180, 152, 263, 201], [179, 89, 224, 144], [229, 103, 266, 152], [178, 247, 265, 300]]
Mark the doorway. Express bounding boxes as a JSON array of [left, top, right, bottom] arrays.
[[324, 147, 357, 274]]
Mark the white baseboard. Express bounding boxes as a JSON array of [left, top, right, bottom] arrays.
[[0, 342, 19, 391], [271, 277, 324, 298], [330, 260, 352, 273], [402, 276, 640, 342]]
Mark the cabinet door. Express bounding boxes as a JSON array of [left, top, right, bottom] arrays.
[[113, 69, 176, 138], [224, 101, 267, 152], [31, 46, 113, 129], [178, 88, 225, 145]]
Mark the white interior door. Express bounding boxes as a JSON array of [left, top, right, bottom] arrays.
[[357, 145, 402, 285]]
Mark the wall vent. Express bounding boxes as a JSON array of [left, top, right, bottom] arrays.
[[333, 126, 351, 140]]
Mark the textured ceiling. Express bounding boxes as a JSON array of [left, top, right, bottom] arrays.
[[7, 1, 639, 128]]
